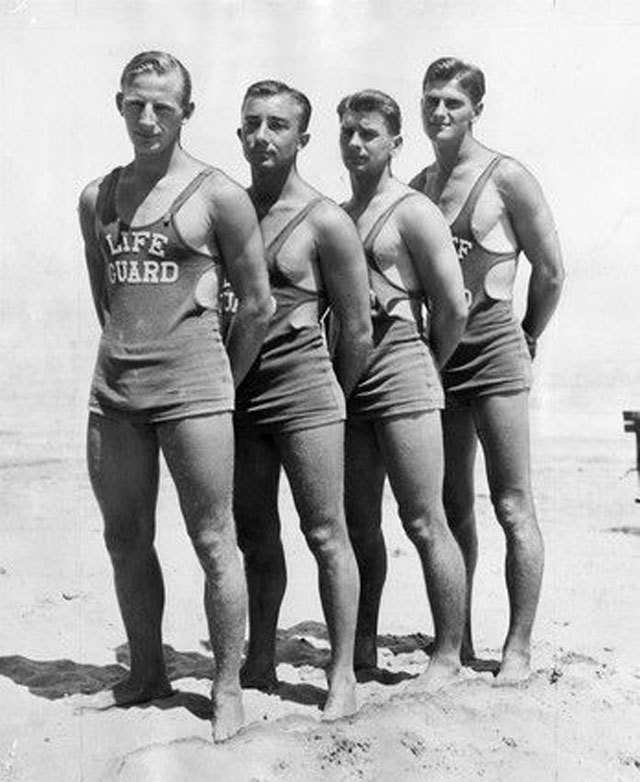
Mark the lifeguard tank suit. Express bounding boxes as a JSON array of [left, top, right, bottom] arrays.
[[89, 167, 234, 423], [411, 155, 532, 402], [234, 198, 345, 434]]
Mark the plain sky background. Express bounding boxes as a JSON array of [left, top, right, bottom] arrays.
[[1, 0, 639, 439]]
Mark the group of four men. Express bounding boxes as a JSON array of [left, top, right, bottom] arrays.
[[79, 51, 564, 741]]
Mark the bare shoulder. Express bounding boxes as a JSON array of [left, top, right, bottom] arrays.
[[308, 196, 358, 241], [196, 167, 255, 227], [199, 167, 250, 205], [78, 175, 104, 219], [493, 156, 545, 207], [396, 185, 450, 232]]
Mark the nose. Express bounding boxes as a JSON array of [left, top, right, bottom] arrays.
[[139, 102, 157, 127], [254, 120, 270, 144], [346, 130, 362, 148], [431, 99, 447, 118]]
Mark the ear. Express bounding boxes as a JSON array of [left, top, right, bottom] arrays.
[[298, 132, 310, 150], [391, 134, 403, 155], [472, 101, 484, 121], [116, 92, 124, 115], [182, 101, 196, 123], [236, 127, 243, 142]]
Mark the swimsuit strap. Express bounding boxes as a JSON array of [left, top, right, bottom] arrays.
[[452, 155, 504, 230], [95, 167, 122, 228], [165, 167, 216, 220], [266, 197, 326, 258], [362, 192, 420, 252], [411, 168, 429, 194]]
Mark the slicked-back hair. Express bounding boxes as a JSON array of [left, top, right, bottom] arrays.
[[241, 80, 312, 133], [422, 57, 486, 106], [336, 89, 402, 136], [120, 51, 193, 113]]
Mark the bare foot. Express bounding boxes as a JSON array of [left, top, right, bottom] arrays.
[[240, 660, 279, 693], [495, 649, 532, 685], [414, 655, 461, 695], [77, 677, 174, 711], [212, 687, 244, 743], [322, 670, 358, 721]]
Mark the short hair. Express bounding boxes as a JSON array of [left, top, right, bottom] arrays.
[[422, 57, 486, 106], [336, 89, 402, 136], [120, 51, 193, 113], [241, 80, 312, 133]]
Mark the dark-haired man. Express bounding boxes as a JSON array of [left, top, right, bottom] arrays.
[[411, 57, 565, 681], [232, 80, 372, 719], [337, 89, 468, 690]]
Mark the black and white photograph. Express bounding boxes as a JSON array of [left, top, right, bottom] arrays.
[[1, 1, 639, 779]]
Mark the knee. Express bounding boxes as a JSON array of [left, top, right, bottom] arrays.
[[443, 482, 475, 529], [492, 490, 534, 536], [235, 509, 280, 563], [302, 513, 343, 557], [103, 520, 154, 561], [400, 501, 447, 548]]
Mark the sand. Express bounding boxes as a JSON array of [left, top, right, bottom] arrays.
[[1, 276, 640, 780]]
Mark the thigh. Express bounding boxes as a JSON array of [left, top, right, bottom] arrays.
[[158, 413, 234, 538], [86, 412, 160, 537], [233, 429, 282, 547], [345, 418, 386, 531], [376, 412, 444, 519], [441, 404, 478, 512], [278, 422, 345, 530], [471, 392, 532, 499]]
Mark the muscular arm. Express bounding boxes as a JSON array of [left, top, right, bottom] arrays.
[[498, 160, 565, 352], [212, 176, 273, 387], [399, 195, 468, 368], [315, 204, 372, 396], [78, 180, 106, 328]]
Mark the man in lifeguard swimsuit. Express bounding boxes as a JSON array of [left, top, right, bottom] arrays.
[[79, 51, 272, 740], [232, 80, 372, 719], [337, 89, 468, 691], [411, 57, 565, 682]]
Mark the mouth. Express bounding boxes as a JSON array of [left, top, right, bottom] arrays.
[[344, 155, 367, 166]]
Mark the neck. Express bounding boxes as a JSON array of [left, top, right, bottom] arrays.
[[249, 162, 299, 214], [432, 132, 478, 173], [349, 164, 393, 206], [131, 142, 185, 184]]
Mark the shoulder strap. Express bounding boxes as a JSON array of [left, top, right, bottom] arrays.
[[453, 155, 503, 228], [362, 192, 420, 252], [167, 167, 216, 219], [94, 167, 122, 227], [266, 197, 325, 256], [409, 168, 429, 195]]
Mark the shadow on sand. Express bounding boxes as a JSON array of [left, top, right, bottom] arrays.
[[0, 621, 500, 718]]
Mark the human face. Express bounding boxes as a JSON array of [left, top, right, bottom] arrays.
[[339, 110, 399, 177], [238, 94, 308, 173], [421, 79, 480, 144], [117, 70, 190, 157]]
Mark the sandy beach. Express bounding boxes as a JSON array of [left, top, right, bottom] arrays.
[[1, 1, 640, 779]]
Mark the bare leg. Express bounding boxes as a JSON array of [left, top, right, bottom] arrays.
[[159, 414, 246, 741], [233, 431, 284, 693], [442, 404, 479, 662], [86, 413, 172, 706], [474, 393, 543, 683], [378, 412, 466, 692], [279, 423, 359, 720], [344, 418, 387, 672]]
